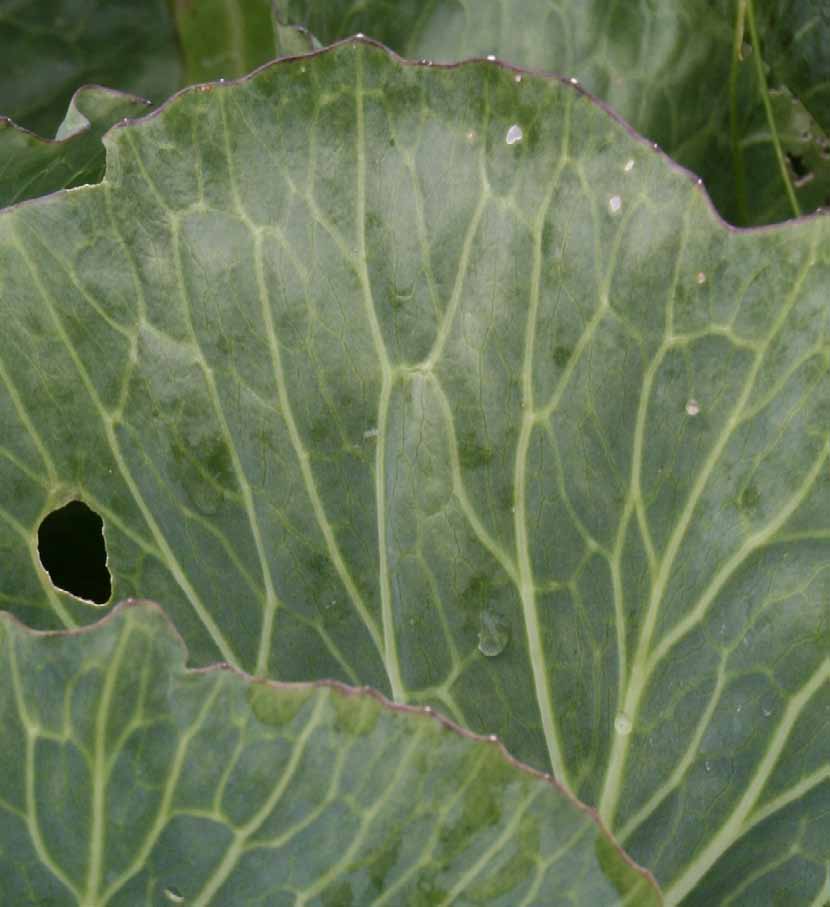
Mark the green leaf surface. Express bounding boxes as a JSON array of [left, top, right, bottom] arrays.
[[173, 0, 278, 85], [0, 87, 151, 209], [0, 0, 181, 137], [274, 0, 824, 225], [1, 42, 830, 904], [0, 599, 661, 906]]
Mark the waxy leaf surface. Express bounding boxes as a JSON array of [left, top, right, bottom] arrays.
[[0, 600, 660, 905], [1, 42, 829, 904]]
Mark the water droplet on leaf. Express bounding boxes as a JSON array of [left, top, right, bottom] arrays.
[[486, 54, 496, 61], [685, 399, 700, 416], [614, 714, 632, 735], [505, 124, 523, 145], [477, 610, 510, 656], [569, 77, 579, 85]]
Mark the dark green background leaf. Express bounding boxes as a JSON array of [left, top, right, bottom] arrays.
[[758, 0, 830, 133], [173, 0, 278, 85], [0, 0, 181, 137]]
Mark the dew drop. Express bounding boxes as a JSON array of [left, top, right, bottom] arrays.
[[614, 714, 632, 736], [356, 32, 365, 38], [477, 610, 510, 656], [505, 123, 523, 145], [696, 271, 707, 285], [514, 73, 523, 83], [624, 159, 635, 173], [608, 194, 622, 214], [685, 399, 700, 416], [488, 734, 498, 742], [486, 54, 497, 61], [704, 760, 711, 773], [569, 77, 580, 85], [736, 703, 742, 713]]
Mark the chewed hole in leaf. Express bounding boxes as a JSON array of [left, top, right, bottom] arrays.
[[37, 500, 111, 604]]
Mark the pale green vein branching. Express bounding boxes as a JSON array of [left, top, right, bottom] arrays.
[[616, 662, 728, 844], [648, 441, 829, 670], [512, 95, 572, 787], [598, 236, 818, 826], [665, 661, 830, 904], [83, 622, 131, 906], [190, 693, 327, 906], [295, 723, 425, 906], [353, 50, 404, 700], [7, 632, 80, 901], [429, 376, 519, 583], [171, 218, 283, 676], [437, 786, 544, 907], [101, 678, 226, 903], [368, 743, 490, 907], [13, 214, 240, 668]]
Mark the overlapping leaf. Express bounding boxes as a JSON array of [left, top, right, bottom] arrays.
[[0, 87, 150, 208], [0, 600, 660, 905], [1, 41, 830, 904], [0, 0, 181, 137]]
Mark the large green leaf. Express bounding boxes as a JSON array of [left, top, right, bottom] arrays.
[[275, 0, 824, 225], [0, 87, 151, 208], [1, 41, 830, 903], [0, 599, 661, 905], [0, 0, 182, 137]]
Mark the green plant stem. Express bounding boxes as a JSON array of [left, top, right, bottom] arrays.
[[745, 0, 801, 218], [729, 0, 749, 224]]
